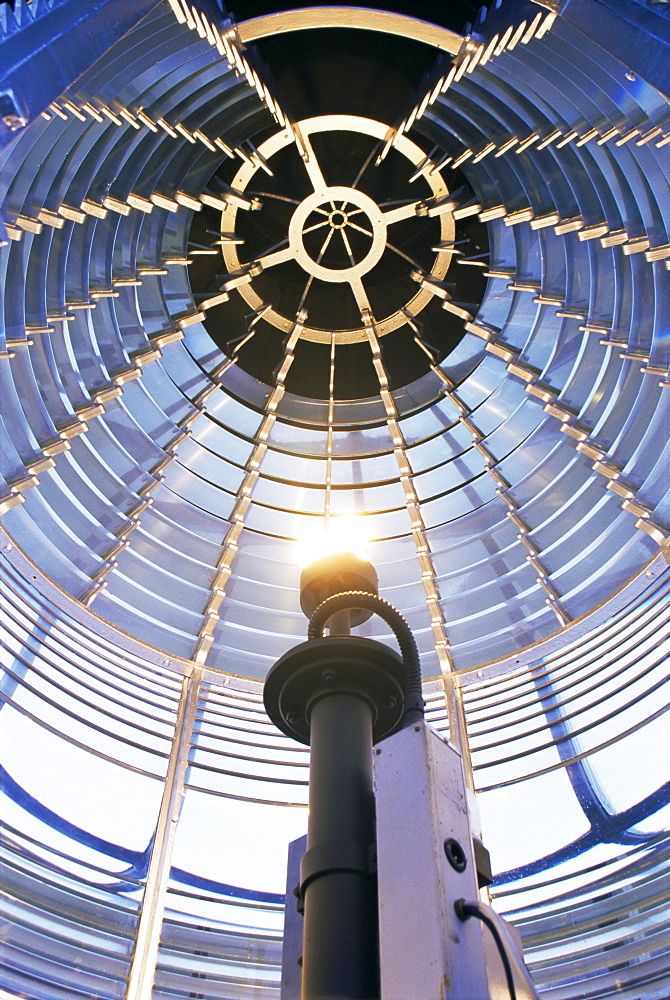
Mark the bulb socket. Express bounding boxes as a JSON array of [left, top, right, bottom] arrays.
[[300, 553, 379, 625]]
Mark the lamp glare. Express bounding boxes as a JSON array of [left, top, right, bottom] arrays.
[[296, 515, 370, 567]]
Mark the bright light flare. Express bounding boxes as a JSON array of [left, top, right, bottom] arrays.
[[295, 515, 371, 567]]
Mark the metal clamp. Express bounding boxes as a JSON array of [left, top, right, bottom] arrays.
[[297, 838, 375, 911]]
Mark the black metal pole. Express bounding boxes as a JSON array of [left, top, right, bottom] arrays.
[[300, 687, 379, 999], [264, 557, 409, 1000]]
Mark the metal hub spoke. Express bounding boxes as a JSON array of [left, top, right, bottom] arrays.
[[350, 277, 372, 315], [302, 220, 331, 236], [296, 126, 329, 193], [340, 228, 357, 267], [347, 221, 374, 238], [382, 201, 424, 226], [255, 246, 295, 270], [317, 227, 336, 260]]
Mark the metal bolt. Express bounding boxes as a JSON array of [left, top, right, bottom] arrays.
[[2, 114, 27, 131], [286, 710, 301, 725], [0, 93, 27, 131], [322, 669, 336, 683]]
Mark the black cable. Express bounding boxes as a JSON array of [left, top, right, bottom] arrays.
[[307, 590, 424, 726], [454, 898, 517, 1000]]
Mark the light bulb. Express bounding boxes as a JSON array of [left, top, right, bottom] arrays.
[[295, 514, 371, 567]]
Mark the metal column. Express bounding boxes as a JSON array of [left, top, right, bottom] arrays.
[[301, 689, 379, 999]]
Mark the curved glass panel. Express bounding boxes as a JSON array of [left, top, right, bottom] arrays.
[[1, 1, 669, 997]]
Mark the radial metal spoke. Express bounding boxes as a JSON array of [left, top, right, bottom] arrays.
[[435, 363, 571, 629], [298, 274, 315, 312], [350, 276, 372, 315], [317, 226, 336, 260], [382, 200, 423, 225], [361, 316, 470, 770], [302, 220, 330, 236], [126, 668, 203, 1000], [295, 126, 329, 193], [250, 191, 303, 206], [351, 141, 383, 190], [324, 332, 336, 524], [347, 221, 374, 238], [255, 246, 295, 269], [194, 311, 308, 664], [340, 228, 357, 266], [296, 229, 337, 308], [386, 241, 423, 269], [254, 236, 291, 258]]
